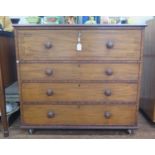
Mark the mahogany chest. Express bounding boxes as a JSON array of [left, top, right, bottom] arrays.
[[14, 25, 145, 134]]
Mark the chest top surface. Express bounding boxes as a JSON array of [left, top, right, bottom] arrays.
[[13, 24, 146, 30]]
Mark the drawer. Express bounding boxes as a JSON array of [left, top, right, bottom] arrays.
[[20, 63, 139, 81], [18, 30, 141, 61], [22, 104, 137, 126], [22, 83, 137, 102]]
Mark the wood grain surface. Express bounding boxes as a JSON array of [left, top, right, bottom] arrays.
[[22, 104, 136, 126], [17, 30, 141, 61], [19, 63, 139, 81], [21, 83, 138, 102]]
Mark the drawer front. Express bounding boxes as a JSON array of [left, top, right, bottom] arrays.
[[18, 30, 141, 61], [20, 63, 139, 81], [22, 104, 137, 126], [22, 83, 137, 102]]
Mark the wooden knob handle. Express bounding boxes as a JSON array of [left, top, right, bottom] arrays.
[[46, 89, 54, 96], [44, 42, 52, 49], [105, 68, 113, 76], [104, 111, 111, 119], [106, 41, 114, 49], [104, 89, 112, 96], [45, 69, 53, 76], [47, 111, 55, 118]]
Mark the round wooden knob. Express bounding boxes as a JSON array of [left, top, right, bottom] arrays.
[[45, 69, 53, 76], [46, 89, 54, 96], [106, 41, 114, 49], [105, 68, 113, 76], [104, 89, 112, 96], [44, 42, 52, 49], [47, 111, 55, 118], [104, 111, 111, 119]]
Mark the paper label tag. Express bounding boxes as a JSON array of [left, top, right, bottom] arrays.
[[76, 43, 82, 51]]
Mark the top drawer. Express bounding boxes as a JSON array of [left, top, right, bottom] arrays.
[[17, 30, 141, 61]]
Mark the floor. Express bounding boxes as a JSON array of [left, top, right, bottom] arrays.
[[0, 111, 155, 139]]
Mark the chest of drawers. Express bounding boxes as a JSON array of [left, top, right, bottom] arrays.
[[14, 25, 145, 134]]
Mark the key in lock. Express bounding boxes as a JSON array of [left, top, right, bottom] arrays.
[[76, 32, 82, 52]]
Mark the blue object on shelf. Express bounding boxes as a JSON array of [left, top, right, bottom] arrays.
[[82, 16, 89, 24], [82, 16, 100, 24], [94, 16, 100, 24]]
